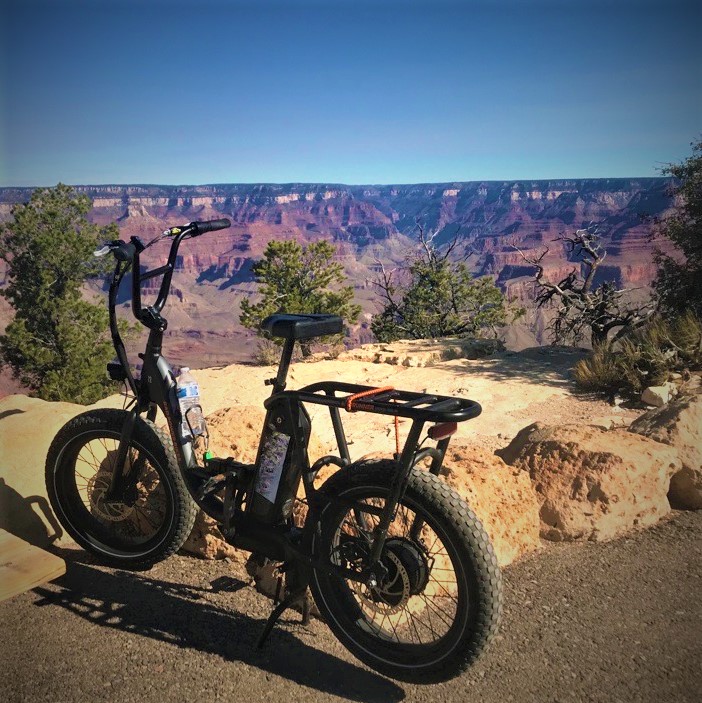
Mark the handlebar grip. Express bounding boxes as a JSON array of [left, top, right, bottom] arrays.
[[192, 218, 231, 236]]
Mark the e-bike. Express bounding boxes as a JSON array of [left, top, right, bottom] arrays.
[[45, 219, 502, 682]]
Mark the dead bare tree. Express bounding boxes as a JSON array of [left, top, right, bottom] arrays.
[[513, 225, 655, 347]]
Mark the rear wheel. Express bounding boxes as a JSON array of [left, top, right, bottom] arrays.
[[309, 460, 502, 683], [45, 409, 197, 570]]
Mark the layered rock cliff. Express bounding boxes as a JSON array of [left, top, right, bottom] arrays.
[[0, 179, 675, 367]]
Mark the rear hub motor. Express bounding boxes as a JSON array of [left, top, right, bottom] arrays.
[[356, 537, 430, 614]]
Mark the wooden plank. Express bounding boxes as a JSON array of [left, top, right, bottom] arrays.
[[0, 529, 66, 603]]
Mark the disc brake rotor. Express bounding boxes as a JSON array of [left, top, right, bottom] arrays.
[[86, 471, 134, 522], [354, 549, 410, 615]]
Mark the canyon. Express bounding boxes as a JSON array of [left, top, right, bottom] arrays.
[[0, 178, 676, 370]]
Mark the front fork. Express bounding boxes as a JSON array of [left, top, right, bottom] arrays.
[[105, 351, 199, 504]]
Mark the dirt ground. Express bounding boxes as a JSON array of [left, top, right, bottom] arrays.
[[1, 510, 700, 703]]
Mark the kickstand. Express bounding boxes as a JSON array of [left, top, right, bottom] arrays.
[[256, 586, 308, 649]]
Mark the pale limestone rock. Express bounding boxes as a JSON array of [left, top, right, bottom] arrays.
[[337, 337, 504, 367], [641, 382, 676, 407], [629, 394, 702, 510], [497, 423, 680, 542], [0, 395, 86, 547]]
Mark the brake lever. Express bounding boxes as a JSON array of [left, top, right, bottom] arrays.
[[94, 239, 123, 257]]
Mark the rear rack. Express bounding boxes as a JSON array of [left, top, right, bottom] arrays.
[[267, 381, 482, 423]]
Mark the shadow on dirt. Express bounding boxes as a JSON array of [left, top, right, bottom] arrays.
[[0, 478, 63, 547], [32, 551, 405, 702], [446, 347, 588, 389]]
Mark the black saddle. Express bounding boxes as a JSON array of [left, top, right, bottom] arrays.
[[261, 313, 344, 340]]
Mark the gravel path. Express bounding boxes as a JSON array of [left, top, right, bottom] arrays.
[[2, 511, 700, 703]]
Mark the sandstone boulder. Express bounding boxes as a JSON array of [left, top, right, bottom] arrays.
[[206, 403, 326, 465], [629, 394, 702, 510], [441, 446, 541, 566], [181, 511, 242, 561], [204, 404, 327, 557], [205, 404, 266, 463], [497, 423, 681, 542]]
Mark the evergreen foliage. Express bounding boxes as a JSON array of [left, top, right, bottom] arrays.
[[655, 138, 702, 317], [239, 239, 361, 357], [371, 228, 514, 342], [0, 184, 121, 403]]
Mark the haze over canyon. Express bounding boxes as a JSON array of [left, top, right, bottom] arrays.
[[0, 179, 675, 369]]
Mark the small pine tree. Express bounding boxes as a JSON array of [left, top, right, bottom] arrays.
[[0, 184, 121, 403], [371, 227, 515, 342], [239, 239, 361, 357], [655, 138, 702, 317]]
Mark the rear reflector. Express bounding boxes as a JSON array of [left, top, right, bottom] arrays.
[[428, 422, 458, 441]]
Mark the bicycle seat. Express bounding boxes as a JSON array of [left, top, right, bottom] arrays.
[[261, 313, 344, 340]]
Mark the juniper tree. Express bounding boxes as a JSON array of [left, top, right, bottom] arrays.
[[655, 138, 702, 317], [371, 225, 514, 342], [0, 184, 121, 403], [240, 239, 361, 357]]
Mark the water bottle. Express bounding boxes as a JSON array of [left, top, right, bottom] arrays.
[[177, 367, 206, 439]]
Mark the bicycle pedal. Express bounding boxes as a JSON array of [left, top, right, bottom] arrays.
[[196, 474, 227, 500]]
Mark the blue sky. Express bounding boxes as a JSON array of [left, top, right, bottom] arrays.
[[1, 0, 700, 186]]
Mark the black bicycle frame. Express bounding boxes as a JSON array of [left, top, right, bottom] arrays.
[[104, 229, 222, 518], [102, 223, 482, 588]]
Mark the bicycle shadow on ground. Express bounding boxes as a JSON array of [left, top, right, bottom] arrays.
[[32, 551, 405, 702]]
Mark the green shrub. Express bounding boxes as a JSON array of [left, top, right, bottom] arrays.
[[572, 311, 702, 399]]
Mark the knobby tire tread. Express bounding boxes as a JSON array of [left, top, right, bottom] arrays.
[[45, 408, 197, 570], [309, 459, 503, 683]]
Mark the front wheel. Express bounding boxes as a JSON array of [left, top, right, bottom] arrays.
[[309, 460, 502, 683], [45, 409, 197, 570]]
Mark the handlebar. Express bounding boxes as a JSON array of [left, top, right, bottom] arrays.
[[104, 217, 231, 396], [191, 218, 231, 236], [105, 217, 231, 330]]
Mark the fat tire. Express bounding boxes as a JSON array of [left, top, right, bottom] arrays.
[[45, 408, 197, 570], [309, 460, 503, 683]]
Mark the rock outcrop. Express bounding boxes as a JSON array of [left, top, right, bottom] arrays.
[[441, 446, 541, 566], [337, 337, 504, 366], [641, 383, 676, 408], [629, 394, 702, 510], [497, 423, 681, 542]]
